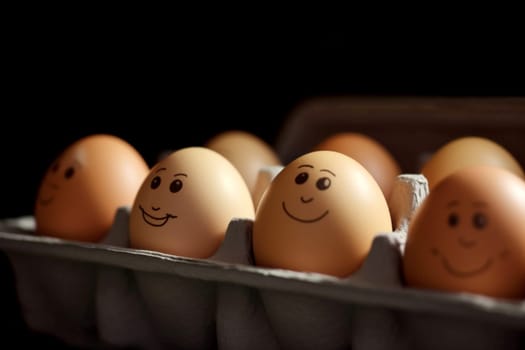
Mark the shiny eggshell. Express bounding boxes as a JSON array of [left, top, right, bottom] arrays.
[[129, 146, 255, 259], [35, 134, 150, 242], [421, 136, 524, 190], [403, 165, 525, 299], [205, 130, 282, 207], [252, 150, 393, 277], [313, 132, 401, 199]]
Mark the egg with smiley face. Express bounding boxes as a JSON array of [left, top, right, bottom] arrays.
[[252, 150, 393, 277], [403, 165, 525, 299], [129, 146, 255, 259], [34, 134, 150, 242], [313, 132, 402, 200]]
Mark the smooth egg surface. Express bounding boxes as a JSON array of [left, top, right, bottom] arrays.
[[313, 132, 401, 199], [205, 130, 282, 207], [403, 165, 525, 299], [253, 150, 392, 277], [129, 146, 255, 259], [35, 134, 150, 242], [421, 136, 524, 190]]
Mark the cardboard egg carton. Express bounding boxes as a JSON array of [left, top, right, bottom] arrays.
[[0, 173, 421, 350], [1, 174, 523, 350], [0, 96, 524, 349]]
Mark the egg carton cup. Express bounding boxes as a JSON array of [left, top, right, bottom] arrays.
[[1, 174, 525, 349]]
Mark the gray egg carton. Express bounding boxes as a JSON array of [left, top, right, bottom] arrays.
[[1, 173, 524, 350], [2, 96, 525, 349]]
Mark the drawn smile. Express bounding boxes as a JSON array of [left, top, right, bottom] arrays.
[[140, 205, 177, 227], [441, 256, 493, 278], [38, 196, 54, 206], [39, 183, 59, 206], [458, 237, 477, 248], [281, 201, 329, 223]]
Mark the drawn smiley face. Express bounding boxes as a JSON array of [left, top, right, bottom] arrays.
[[253, 150, 392, 277], [280, 164, 334, 223], [138, 167, 183, 227], [37, 158, 81, 207], [34, 134, 150, 242], [429, 199, 506, 278], [403, 165, 525, 299], [129, 147, 255, 259]]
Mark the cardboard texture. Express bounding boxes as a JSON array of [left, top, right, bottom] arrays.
[[1, 96, 525, 349], [2, 175, 524, 349]]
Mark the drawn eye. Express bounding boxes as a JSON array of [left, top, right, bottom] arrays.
[[170, 179, 183, 193], [316, 177, 331, 190], [151, 176, 161, 189], [448, 213, 459, 227], [51, 162, 59, 173], [295, 172, 308, 185], [64, 167, 75, 179], [472, 212, 487, 229]]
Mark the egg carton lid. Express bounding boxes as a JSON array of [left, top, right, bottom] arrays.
[[275, 96, 525, 172]]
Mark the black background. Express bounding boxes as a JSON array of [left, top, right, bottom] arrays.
[[1, 16, 524, 348]]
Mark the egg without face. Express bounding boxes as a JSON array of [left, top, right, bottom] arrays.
[[34, 134, 150, 242], [252, 150, 393, 277], [403, 165, 525, 299], [421, 136, 524, 190], [129, 146, 255, 259], [205, 130, 282, 207]]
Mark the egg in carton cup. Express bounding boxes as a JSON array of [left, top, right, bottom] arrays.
[[271, 96, 525, 349], [0, 169, 423, 350], [0, 137, 420, 349], [1, 96, 525, 349]]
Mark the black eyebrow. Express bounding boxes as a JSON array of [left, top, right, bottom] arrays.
[[320, 169, 336, 177], [173, 173, 188, 178], [447, 200, 459, 208], [298, 164, 314, 169], [154, 167, 167, 174]]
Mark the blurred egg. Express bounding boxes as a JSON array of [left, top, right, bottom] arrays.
[[251, 165, 285, 208], [313, 132, 401, 199], [421, 136, 524, 190], [252, 150, 392, 277], [34, 134, 150, 242], [205, 130, 282, 207], [403, 165, 525, 299], [129, 146, 255, 259]]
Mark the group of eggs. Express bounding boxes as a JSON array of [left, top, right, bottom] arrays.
[[33, 131, 525, 300]]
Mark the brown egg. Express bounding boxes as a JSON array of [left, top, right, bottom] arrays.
[[35, 134, 150, 242], [403, 165, 525, 299], [421, 136, 524, 190], [129, 146, 255, 259], [205, 130, 282, 207], [252, 150, 392, 277], [313, 132, 401, 199]]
